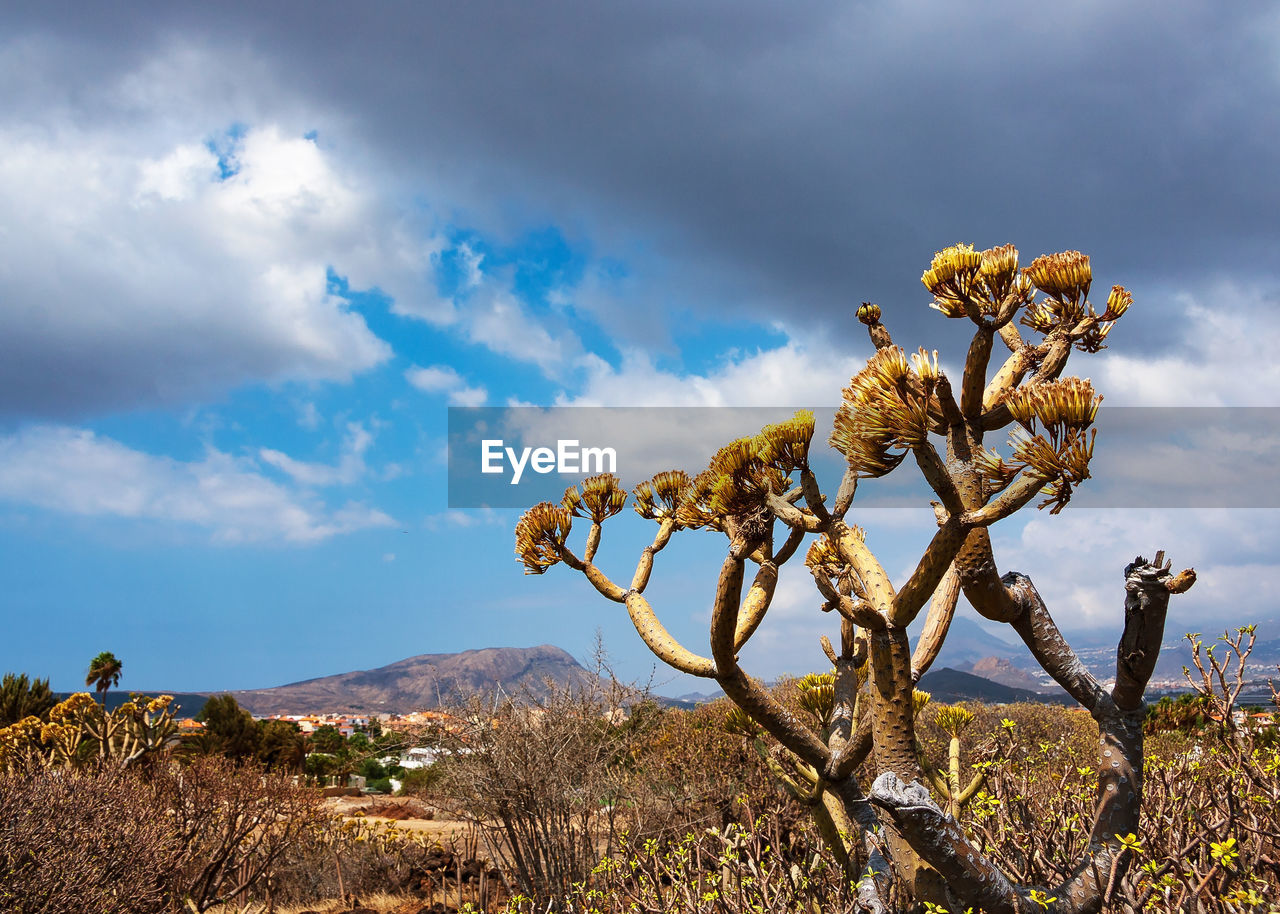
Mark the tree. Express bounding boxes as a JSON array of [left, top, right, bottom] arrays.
[[516, 244, 1197, 913], [84, 651, 122, 705], [195, 694, 260, 760], [257, 719, 306, 772], [0, 672, 56, 725], [308, 724, 345, 755]]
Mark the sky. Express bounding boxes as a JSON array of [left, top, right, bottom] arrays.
[[1, 2, 1278, 695]]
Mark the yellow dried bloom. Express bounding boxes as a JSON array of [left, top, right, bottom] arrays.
[[922, 244, 984, 317], [934, 705, 976, 738], [709, 438, 756, 478], [754, 410, 815, 472], [673, 471, 722, 530], [806, 532, 871, 602], [1067, 283, 1134, 353], [972, 446, 1021, 487], [911, 348, 940, 385], [804, 535, 842, 572], [1006, 424, 1097, 513], [48, 692, 97, 724], [632, 470, 693, 521], [1104, 285, 1132, 320], [562, 474, 627, 523], [1024, 251, 1092, 305], [705, 438, 788, 520], [1005, 378, 1101, 437], [1019, 251, 1106, 338], [0, 716, 45, 767], [513, 502, 572, 574], [830, 347, 935, 477], [978, 243, 1020, 302], [1020, 298, 1061, 334]]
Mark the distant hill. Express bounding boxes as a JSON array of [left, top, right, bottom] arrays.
[[921, 616, 1025, 669], [223, 645, 596, 716], [966, 657, 1046, 693], [918, 668, 1074, 706]]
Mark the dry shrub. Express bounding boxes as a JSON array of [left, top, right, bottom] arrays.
[[158, 756, 326, 911], [626, 698, 795, 838], [426, 679, 856, 910], [267, 815, 482, 909], [0, 761, 183, 914], [430, 677, 644, 904], [364, 800, 431, 821], [0, 755, 332, 913]]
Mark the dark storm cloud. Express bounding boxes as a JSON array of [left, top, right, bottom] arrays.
[[4, 1, 1277, 389]]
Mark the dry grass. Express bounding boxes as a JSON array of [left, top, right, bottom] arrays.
[[203, 889, 434, 913]]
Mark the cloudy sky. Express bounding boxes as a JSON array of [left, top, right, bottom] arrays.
[[2, 2, 1277, 694]]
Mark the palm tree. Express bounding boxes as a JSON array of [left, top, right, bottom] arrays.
[[85, 651, 123, 705]]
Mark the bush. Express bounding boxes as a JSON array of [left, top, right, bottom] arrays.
[[0, 762, 183, 914], [0, 755, 327, 912], [399, 762, 446, 795]]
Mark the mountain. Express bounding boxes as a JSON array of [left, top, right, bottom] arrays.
[[918, 667, 1074, 706], [966, 657, 1046, 692], [223, 645, 595, 716], [921, 616, 1026, 669]]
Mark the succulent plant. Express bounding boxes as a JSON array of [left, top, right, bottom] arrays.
[[515, 243, 1197, 913]]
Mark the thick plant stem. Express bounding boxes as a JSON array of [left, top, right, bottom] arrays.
[[871, 553, 1194, 914], [710, 554, 831, 770]]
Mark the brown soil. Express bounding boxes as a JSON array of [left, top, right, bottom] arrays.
[[320, 795, 473, 842]]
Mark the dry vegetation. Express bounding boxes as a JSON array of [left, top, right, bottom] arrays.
[[4, 629, 1277, 913]]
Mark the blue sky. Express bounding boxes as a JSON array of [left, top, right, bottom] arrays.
[[1, 3, 1278, 693]]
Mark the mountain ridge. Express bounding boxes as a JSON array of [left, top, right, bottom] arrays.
[[223, 644, 595, 716]]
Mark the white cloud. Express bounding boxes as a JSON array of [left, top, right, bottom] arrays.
[[481, 329, 867, 485], [258, 421, 374, 487], [563, 330, 865, 408], [990, 507, 1280, 634], [464, 289, 575, 376], [0, 38, 473, 417], [405, 364, 488, 407], [458, 242, 485, 289], [296, 402, 322, 430], [423, 507, 511, 530], [0, 425, 395, 543], [0, 119, 416, 416], [1094, 284, 1280, 407], [136, 141, 218, 201], [390, 243, 579, 378]]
